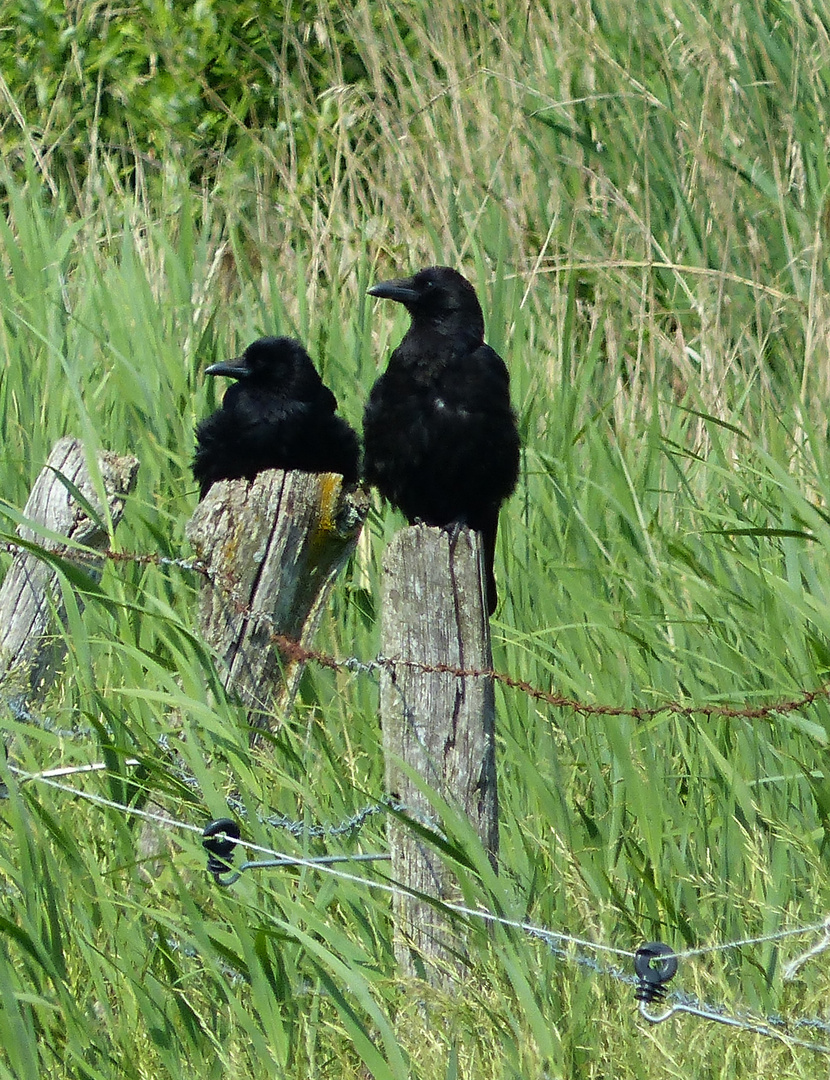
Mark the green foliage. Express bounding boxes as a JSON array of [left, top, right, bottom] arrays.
[[1, 0, 375, 193]]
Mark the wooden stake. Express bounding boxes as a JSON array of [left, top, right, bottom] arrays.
[[186, 470, 367, 735], [380, 524, 498, 978], [0, 438, 138, 703]]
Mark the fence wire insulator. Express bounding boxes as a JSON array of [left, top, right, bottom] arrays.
[[635, 942, 678, 1012], [202, 818, 241, 885]]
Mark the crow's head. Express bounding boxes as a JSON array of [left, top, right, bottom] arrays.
[[205, 337, 325, 399], [368, 266, 485, 339]]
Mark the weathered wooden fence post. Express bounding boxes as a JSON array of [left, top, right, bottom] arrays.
[[380, 524, 498, 979], [0, 437, 139, 704], [186, 470, 367, 736]]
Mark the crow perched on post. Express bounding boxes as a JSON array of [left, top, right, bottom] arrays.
[[363, 266, 520, 615], [193, 336, 360, 499]]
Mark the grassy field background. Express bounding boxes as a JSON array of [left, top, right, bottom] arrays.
[[2, 0, 830, 1076]]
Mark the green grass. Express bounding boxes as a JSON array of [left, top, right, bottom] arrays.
[[2, 0, 830, 1076]]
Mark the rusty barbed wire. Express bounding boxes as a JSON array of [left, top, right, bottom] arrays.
[[0, 539, 208, 575], [4, 537, 830, 723], [264, 632, 830, 720]]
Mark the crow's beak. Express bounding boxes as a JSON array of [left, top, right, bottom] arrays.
[[367, 278, 420, 304], [204, 359, 249, 379]]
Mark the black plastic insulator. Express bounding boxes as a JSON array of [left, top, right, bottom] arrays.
[[202, 818, 241, 879], [634, 942, 678, 1003]]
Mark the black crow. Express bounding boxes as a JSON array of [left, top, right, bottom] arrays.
[[363, 266, 520, 614], [193, 336, 359, 499]]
